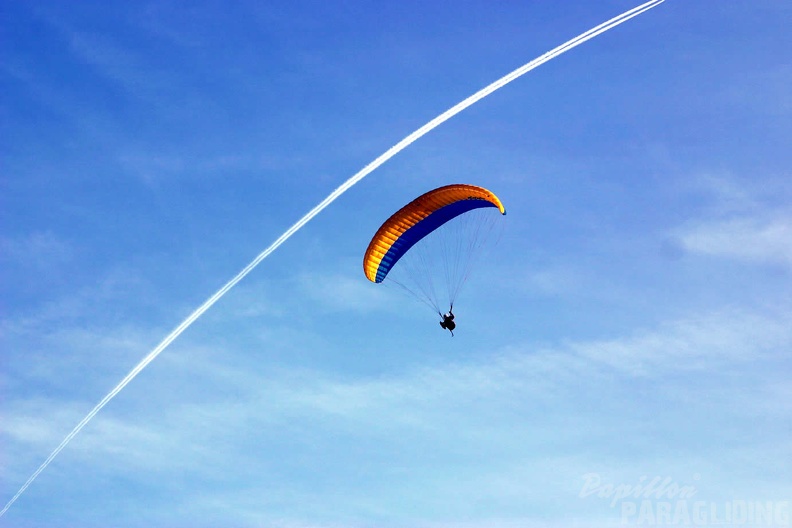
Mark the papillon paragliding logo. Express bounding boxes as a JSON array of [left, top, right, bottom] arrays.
[[362, 183, 506, 316]]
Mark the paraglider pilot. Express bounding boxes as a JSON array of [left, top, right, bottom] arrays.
[[439, 309, 456, 336]]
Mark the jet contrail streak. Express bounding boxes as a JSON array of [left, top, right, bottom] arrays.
[[1, 0, 664, 517]]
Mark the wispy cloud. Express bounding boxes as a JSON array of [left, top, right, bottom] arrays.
[[673, 175, 792, 268], [4, 301, 788, 525], [569, 307, 791, 375], [677, 213, 792, 268], [10, 306, 789, 464]]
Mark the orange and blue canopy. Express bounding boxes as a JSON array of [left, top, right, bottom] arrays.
[[363, 184, 505, 283]]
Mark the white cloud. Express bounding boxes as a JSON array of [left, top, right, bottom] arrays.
[[12, 306, 785, 467], [569, 307, 791, 375], [4, 303, 789, 525], [677, 213, 792, 268], [672, 174, 792, 269], [9, 304, 790, 445]]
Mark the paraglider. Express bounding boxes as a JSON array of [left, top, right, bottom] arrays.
[[439, 309, 456, 336], [363, 184, 505, 335]]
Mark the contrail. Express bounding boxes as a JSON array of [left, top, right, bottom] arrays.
[[1, 0, 664, 517]]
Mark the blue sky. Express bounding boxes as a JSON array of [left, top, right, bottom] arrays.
[[2, 1, 791, 527]]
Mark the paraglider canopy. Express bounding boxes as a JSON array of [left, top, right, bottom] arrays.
[[363, 184, 505, 283], [362, 183, 505, 314]]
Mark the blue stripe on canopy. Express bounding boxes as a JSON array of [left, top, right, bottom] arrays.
[[375, 199, 498, 283]]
